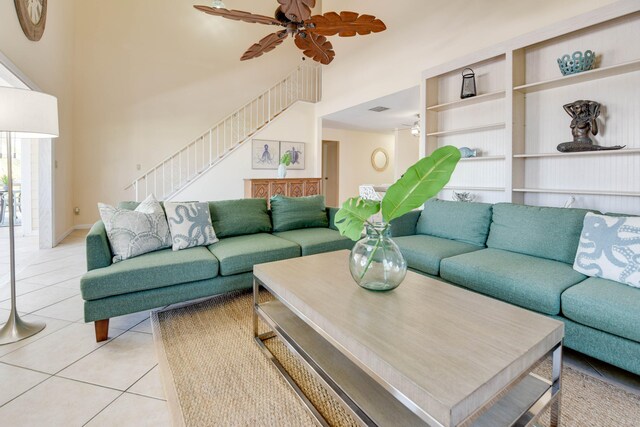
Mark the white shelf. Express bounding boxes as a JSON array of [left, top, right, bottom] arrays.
[[427, 91, 506, 112], [513, 188, 640, 197], [460, 155, 506, 162], [513, 59, 640, 93], [427, 122, 505, 137], [513, 148, 640, 158], [443, 186, 506, 192]]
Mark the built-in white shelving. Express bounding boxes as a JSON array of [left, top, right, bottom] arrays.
[[426, 122, 505, 137], [426, 91, 506, 112], [444, 186, 506, 192], [422, 4, 640, 212], [513, 59, 640, 94], [460, 155, 506, 162], [513, 188, 640, 197], [513, 148, 640, 158]]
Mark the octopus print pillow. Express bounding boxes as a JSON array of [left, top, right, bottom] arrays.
[[165, 202, 219, 251], [573, 213, 640, 288], [99, 194, 172, 263]]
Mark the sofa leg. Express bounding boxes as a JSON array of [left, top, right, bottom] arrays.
[[94, 319, 109, 342]]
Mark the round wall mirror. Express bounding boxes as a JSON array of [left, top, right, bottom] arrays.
[[371, 148, 389, 172]]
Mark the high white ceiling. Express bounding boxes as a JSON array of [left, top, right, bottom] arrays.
[[322, 86, 420, 133]]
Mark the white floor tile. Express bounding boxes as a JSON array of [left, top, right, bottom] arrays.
[[0, 314, 72, 358], [51, 276, 81, 290], [85, 392, 171, 427], [0, 281, 48, 302], [0, 363, 49, 406], [0, 322, 121, 374], [32, 294, 85, 322], [58, 331, 157, 391], [0, 286, 79, 313], [109, 311, 151, 331], [128, 366, 166, 400], [0, 376, 120, 427], [130, 318, 151, 334], [24, 268, 84, 286]]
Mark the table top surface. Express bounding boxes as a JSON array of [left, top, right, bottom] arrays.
[[253, 250, 564, 427]]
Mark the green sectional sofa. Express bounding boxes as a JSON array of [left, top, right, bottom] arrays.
[[391, 199, 640, 376], [81, 197, 354, 342]]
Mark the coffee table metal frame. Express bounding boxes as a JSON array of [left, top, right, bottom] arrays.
[[253, 277, 563, 427]]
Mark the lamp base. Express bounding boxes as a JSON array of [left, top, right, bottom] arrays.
[[0, 310, 46, 345]]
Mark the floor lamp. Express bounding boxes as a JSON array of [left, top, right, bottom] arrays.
[[0, 87, 59, 345]]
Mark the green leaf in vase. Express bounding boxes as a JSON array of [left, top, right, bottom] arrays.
[[382, 145, 460, 222], [335, 197, 381, 241]]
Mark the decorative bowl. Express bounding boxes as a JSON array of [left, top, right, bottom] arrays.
[[557, 50, 595, 76]]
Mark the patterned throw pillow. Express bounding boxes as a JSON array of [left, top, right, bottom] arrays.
[[165, 202, 219, 251], [573, 212, 640, 288], [99, 194, 172, 263]]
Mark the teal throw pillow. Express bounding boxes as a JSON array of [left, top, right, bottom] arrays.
[[271, 195, 328, 232], [165, 202, 219, 251], [208, 198, 272, 238], [573, 213, 640, 288], [416, 199, 493, 247]]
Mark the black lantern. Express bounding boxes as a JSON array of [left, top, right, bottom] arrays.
[[460, 67, 477, 99]]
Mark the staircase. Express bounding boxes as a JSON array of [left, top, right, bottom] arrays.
[[126, 64, 322, 201]]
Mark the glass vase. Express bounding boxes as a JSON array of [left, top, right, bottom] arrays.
[[349, 223, 407, 291]]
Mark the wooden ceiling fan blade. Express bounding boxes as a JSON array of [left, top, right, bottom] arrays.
[[294, 32, 335, 65], [241, 31, 288, 61], [307, 11, 387, 37], [277, 0, 316, 22], [194, 5, 283, 26]]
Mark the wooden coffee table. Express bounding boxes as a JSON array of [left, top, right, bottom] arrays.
[[253, 250, 563, 426]]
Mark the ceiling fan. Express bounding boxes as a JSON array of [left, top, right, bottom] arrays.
[[194, 0, 386, 65]]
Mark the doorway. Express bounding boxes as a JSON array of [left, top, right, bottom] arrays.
[[322, 140, 339, 207]]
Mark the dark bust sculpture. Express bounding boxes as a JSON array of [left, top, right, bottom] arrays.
[[557, 100, 625, 152]]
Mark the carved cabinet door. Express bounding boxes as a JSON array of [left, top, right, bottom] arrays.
[[270, 182, 287, 197], [252, 182, 269, 200], [287, 181, 304, 198], [304, 179, 321, 196]]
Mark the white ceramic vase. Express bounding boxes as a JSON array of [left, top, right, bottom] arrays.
[[277, 164, 287, 178]]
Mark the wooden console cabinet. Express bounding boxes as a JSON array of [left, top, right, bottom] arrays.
[[244, 178, 322, 204]]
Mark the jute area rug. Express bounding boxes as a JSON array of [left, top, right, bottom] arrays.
[[151, 290, 640, 426]]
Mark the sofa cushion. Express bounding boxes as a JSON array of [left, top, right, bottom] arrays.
[[486, 203, 591, 264], [208, 198, 272, 238], [561, 277, 640, 342], [270, 195, 328, 232], [208, 233, 300, 276], [394, 235, 483, 276], [416, 199, 493, 247], [440, 248, 587, 315], [81, 247, 218, 300], [274, 228, 354, 256]]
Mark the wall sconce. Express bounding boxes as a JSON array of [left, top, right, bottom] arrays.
[[460, 67, 477, 99]]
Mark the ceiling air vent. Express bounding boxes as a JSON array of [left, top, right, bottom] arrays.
[[369, 106, 390, 112]]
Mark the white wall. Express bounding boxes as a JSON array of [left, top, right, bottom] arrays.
[[71, 0, 318, 224], [394, 129, 420, 180], [175, 102, 319, 202], [322, 127, 395, 204], [0, 0, 76, 242], [317, 0, 617, 119]]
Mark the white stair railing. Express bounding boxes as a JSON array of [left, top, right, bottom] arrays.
[[126, 64, 321, 201]]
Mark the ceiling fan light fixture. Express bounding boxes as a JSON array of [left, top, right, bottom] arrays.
[[411, 123, 420, 137], [211, 0, 226, 9]]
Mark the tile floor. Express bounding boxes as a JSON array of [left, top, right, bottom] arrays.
[[0, 230, 171, 426], [0, 229, 638, 426]]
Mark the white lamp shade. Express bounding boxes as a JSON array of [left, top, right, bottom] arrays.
[[0, 87, 59, 139]]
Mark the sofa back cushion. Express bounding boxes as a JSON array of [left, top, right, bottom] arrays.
[[416, 199, 493, 246], [208, 198, 272, 238], [486, 203, 591, 264], [271, 195, 328, 232]]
